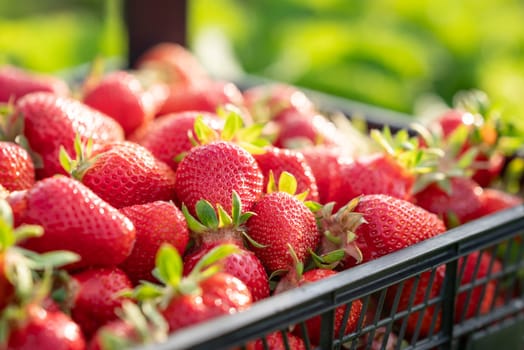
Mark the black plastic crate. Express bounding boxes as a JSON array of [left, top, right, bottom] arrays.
[[136, 205, 524, 350], [131, 85, 524, 350]]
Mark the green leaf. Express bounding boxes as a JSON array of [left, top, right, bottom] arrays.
[[127, 282, 163, 300], [236, 123, 265, 143], [278, 171, 297, 195], [305, 200, 323, 213], [447, 125, 470, 158], [23, 250, 80, 269], [216, 204, 233, 227], [73, 134, 83, 162], [173, 151, 188, 163], [231, 191, 242, 225], [457, 147, 478, 169], [237, 141, 266, 155], [12, 261, 33, 300], [194, 115, 219, 144], [195, 200, 219, 229], [155, 244, 183, 287], [181, 204, 208, 233], [221, 110, 243, 141], [59, 146, 73, 174], [190, 244, 239, 277], [266, 170, 277, 193], [13, 224, 44, 242], [239, 211, 255, 225], [0, 199, 13, 228], [242, 231, 266, 249]]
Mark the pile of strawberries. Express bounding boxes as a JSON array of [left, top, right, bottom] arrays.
[[0, 43, 522, 350]]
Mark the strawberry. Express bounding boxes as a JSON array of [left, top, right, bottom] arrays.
[[276, 268, 362, 346], [83, 70, 167, 136], [242, 83, 315, 122], [301, 145, 348, 204], [87, 301, 168, 350], [0, 65, 69, 103], [245, 331, 306, 350], [129, 244, 252, 333], [454, 251, 501, 322], [413, 177, 483, 227], [0, 141, 35, 191], [318, 194, 446, 270], [175, 140, 264, 215], [12, 176, 136, 269], [135, 42, 209, 88], [183, 244, 269, 302], [327, 153, 415, 211], [253, 146, 319, 201], [69, 267, 133, 338], [181, 193, 270, 302], [119, 201, 189, 284], [424, 91, 505, 187], [390, 251, 501, 337], [246, 173, 320, 274], [0, 198, 78, 313], [132, 111, 223, 171], [3, 303, 85, 350], [157, 80, 248, 119], [61, 140, 177, 209], [273, 111, 344, 149], [10, 92, 124, 178], [469, 188, 523, 220]]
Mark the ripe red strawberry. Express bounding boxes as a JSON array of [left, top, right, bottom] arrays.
[[469, 188, 523, 220], [12, 176, 135, 269], [181, 192, 270, 302], [83, 70, 167, 136], [87, 301, 168, 350], [427, 106, 505, 187], [69, 267, 133, 338], [4, 303, 85, 350], [0, 65, 69, 103], [130, 244, 252, 333], [0, 141, 35, 191], [135, 42, 209, 88], [119, 201, 189, 284], [301, 146, 349, 204], [158, 80, 248, 118], [319, 194, 446, 269], [455, 251, 501, 322], [273, 111, 344, 149], [184, 244, 269, 302], [62, 140, 177, 209], [253, 146, 319, 201], [242, 83, 315, 122], [132, 111, 223, 171], [162, 271, 251, 332], [0, 198, 78, 314], [413, 177, 483, 227], [245, 331, 306, 350], [327, 153, 415, 211], [10, 92, 124, 178], [390, 251, 501, 337], [246, 180, 320, 274], [276, 268, 362, 346], [175, 141, 264, 215]]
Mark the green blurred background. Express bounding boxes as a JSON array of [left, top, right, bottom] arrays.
[[1, 0, 524, 119]]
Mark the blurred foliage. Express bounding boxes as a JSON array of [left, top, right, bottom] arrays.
[[0, 0, 125, 74], [189, 0, 524, 123], [1, 0, 524, 125]]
